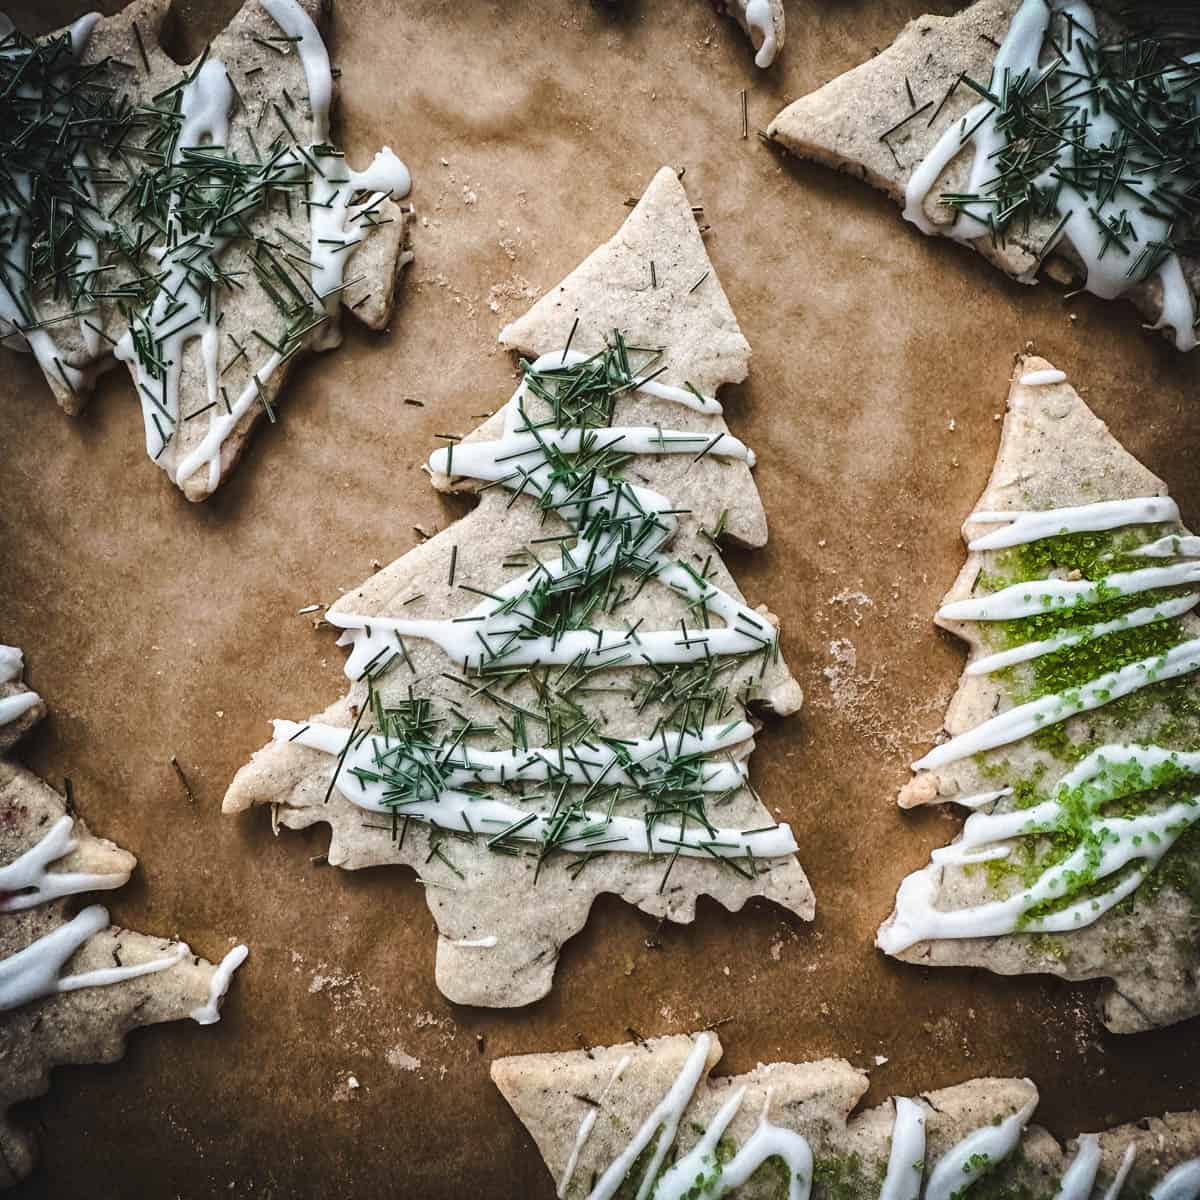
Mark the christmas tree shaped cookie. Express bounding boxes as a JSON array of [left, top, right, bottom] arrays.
[[224, 166, 812, 1008], [877, 357, 1200, 1034], [493, 1029, 1200, 1200], [0, 0, 412, 500], [766, 2, 1200, 351], [0, 648, 246, 1186]]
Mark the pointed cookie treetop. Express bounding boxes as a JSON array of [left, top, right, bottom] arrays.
[[767, 1, 1200, 351], [224, 169, 811, 1008], [493, 1029, 1200, 1200], [877, 356, 1200, 1033]]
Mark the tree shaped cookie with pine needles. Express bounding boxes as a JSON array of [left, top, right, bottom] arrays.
[[224, 166, 813, 1008], [766, 1, 1200, 352], [0, 647, 246, 1188], [493, 1028, 1200, 1200], [0, 0, 412, 500], [876, 357, 1200, 1035]]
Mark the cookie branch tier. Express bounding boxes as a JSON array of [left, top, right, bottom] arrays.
[[223, 167, 813, 1008], [493, 1029, 1200, 1200], [877, 358, 1200, 1034]]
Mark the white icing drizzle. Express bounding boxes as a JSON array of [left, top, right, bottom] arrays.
[[588, 1033, 712, 1200], [938, 562, 1200, 623], [882, 745, 1200, 952], [447, 935, 497, 949], [653, 1086, 812, 1200], [1102, 1145, 1138, 1200], [0, 814, 127, 912], [558, 1055, 631, 1199], [259, 0, 332, 142], [902, 0, 1198, 351], [276, 719, 798, 859], [332, 352, 765, 679], [1055, 1134, 1101, 1200], [965, 594, 1200, 676], [189, 942, 248, 1025], [1151, 1158, 1200, 1200], [1129, 535, 1200, 560], [967, 498, 1181, 552], [0, 645, 22, 682], [0, 903, 187, 1013], [1019, 369, 1067, 386], [739, 0, 778, 70], [924, 1098, 1037, 1200], [0, 691, 39, 726], [954, 787, 1012, 810], [911, 636, 1200, 771], [879, 1096, 926, 1200]]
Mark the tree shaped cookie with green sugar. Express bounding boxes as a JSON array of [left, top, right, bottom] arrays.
[[877, 357, 1200, 1034], [766, 1, 1200, 352], [0, 652, 246, 1187], [224, 166, 812, 1009], [0, 0, 412, 500], [493, 1029, 1200, 1200]]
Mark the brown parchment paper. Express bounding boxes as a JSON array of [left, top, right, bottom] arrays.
[[1, 1, 1198, 1196]]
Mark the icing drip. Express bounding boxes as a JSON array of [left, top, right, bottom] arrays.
[[276, 719, 798, 859], [1152, 1159, 1200, 1200], [967, 497, 1180, 551], [0, 691, 39, 726], [0, 903, 187, 1012], [879, 1096, 926, 1200], [938, 562, 1200, 622], [924, 1098, 1036, 1200], [333, 352, 765, 679], [258, 0, 332, 141], [1054, 1134, 1101, 1200], [588, 1033, 712, 1200], [1102, 1145, 1138, 1200], [903, 1, 1198, 351], [558, 1055, 631, 1199], [965, 594, 1200, 676], [882, 745, 1200, 952], [912, 636, 1200, 771], [189, 943, 248, 1025], [1019, 369, 1067, 386], [652, 1086, 812, 1200], [739, 0, 778, 69], [0, 814, 127, 912]]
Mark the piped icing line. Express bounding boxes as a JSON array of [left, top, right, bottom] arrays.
[[911, 637, 1200, 771], [653, 1086, 812, 1200], [189, 943, 248, 1025], [882, 745, 1200, 952], [1018, 369, 1068, 386], [966, 497, 1181, 551], [0, 691, 40, 726], [275, 719, 798, 859], [879, 1096, 926, 1200], [259, 0, 332, 142], [558, 1055, 631, 1199], [902, 0, 1199, 351], [939, 562, 1200, 622], [1103, 1144, 1138, 1200], [0, 904, 188, 1012], [964, 496, 1180, 552], [965, 593, 1200, 676], [587, 1033, 712, 1200], [447, 936, 497, 949], [923, 1096, 1037, 1200], [1055, 1134, 1102, 1200], [0, 814, 128, 912], [1129, 535, 1200, 560], [953, 787, 1012, 810], [1152, 1159, 1200, 1200]]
